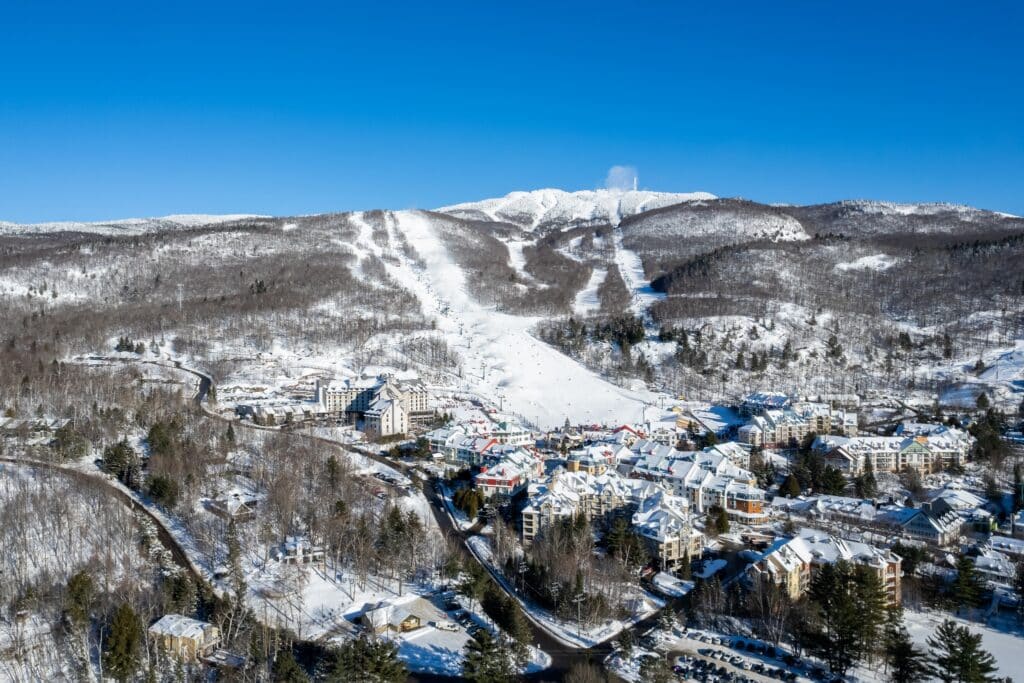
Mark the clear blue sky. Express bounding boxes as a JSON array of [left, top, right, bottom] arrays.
[[2, 1, 1022, 222]]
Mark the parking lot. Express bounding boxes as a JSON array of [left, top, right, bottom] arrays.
[[675, 629, 849, 683]]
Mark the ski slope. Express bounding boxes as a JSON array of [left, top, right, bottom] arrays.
[[390, 211, 659, 428]]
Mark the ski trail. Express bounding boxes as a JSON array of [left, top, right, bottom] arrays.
[[388, 210, 660, 428]]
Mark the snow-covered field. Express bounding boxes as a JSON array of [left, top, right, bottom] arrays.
[[903, 609, 1024, 681]]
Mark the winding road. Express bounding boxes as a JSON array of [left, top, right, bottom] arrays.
[[69, 355, 663, 680]]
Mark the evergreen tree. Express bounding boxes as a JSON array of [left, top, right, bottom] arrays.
[[708, 506, 729, 535], [927, 619, 999, 683], [458, 561, 490, 614], [104, 603, 143, 682], [323, 637, 406, 683], [807, 561, 887, 675], [617, 629, 636, 658], [781, 473, 802, 498], [272, 648, 309, 682], [225, 422, 236, 445], [462, 630, 518, 683], [102, 439, 140, 488], [605, 517, 648, 567], [638, 655, 674, 683], [65, 570, 94, 630], [226, 518, 247, 604], [820, 466, 847, 495], [146, 474, 180, 508], [976, 392, 990, 410], [679, 552, 692, 580], [952, 556, 985, 613], [886, 624, 929, 683], [855, 459, 878, 499]]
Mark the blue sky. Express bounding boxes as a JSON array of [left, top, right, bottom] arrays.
[[1, 1, 1022, 222]]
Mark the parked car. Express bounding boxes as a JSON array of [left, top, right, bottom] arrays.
[[431, 620, 459, 632]]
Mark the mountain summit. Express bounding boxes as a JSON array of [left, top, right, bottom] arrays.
[[438, 188, 717, 229]]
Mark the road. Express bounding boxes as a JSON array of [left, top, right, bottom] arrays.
[[84, 356, 659, 680]]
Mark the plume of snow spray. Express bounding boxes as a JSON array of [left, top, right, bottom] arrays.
[[604, 165, 638, 192]]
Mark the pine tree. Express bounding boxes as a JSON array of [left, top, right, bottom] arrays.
[[855, 459, 878, 499], [808, 561, 887, 675], [638, 655, 674, 683], [226, 518, 247, 604], [462, 630, 517, 683], [271, 648, 309, 682], [324, 637, 406, 682], [820, 466, 847, 495], [886, 624, 929, 683], [977, 392, 990, 410], [781, 473, 802, 498], [927, 618, 999, 683], [952, 555, 985, 613], [102, 439, 140, 487], [65, 570, 94, 630], [104, 603, 142, 682], [679, 552, 692, 580]]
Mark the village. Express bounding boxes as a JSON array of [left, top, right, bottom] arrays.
[[161, 362, 1021, 682], [3, 348, 1022, 683]]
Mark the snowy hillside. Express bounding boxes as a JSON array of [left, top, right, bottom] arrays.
[[1, 187, 1021, 421], [387, 211, 659, 426], [0, 213, 263, 236], [439, 188, 716, 230]]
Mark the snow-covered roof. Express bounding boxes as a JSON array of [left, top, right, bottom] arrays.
[[149, 614, 214, 640], [755, 527, 898, 574], [632, 490, 692, 542]]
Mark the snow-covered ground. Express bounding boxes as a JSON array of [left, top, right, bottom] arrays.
[[612, 224, 666, 317], [903, 608, 1024, 682], [465, 535, 664, 649], [0, 213, 262, 236], [388, 210, 662, 428], [439, 188, 715, 231], [573, 266, 606, 315], [834, 253, 899, 272]]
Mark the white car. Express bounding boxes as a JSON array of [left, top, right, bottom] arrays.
[[431, 620, 460, 632]]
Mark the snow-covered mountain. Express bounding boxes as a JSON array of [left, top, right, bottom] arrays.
[[0, 213, 262, 236], [1, 188, 1022, 421], [439, 188, 716, 230]]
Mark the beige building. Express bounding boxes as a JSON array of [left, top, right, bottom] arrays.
[[816, 427, 973, 476], [745, 528, 901, 606], [631, 490, 704, 570], [521, 470, 661, 544], [149, 615, 220, 661], [316, 375, 429, 437]]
